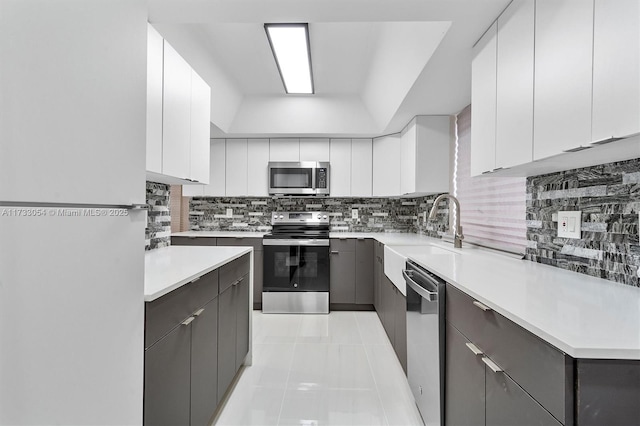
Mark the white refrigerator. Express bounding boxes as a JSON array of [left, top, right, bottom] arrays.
[[0, 1, 148, 424]]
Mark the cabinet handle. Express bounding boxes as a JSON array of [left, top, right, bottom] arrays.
[[465, 342, 483, 356], [472, 300, 492, 312], [481, 356, 503, 373], [191, 276, 201, 283], [181, 317, 195, 326], [481, 170, 492, 175], [330, 251, 339, 254], [193, 308, 205, 316], [233, 277, 244, 286]]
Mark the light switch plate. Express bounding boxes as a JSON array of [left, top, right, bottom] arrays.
[[352, 208, 359, 220], [557, 211, 581, 239], [226, 208, 233, 218]]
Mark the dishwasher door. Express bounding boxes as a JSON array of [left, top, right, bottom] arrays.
[[404, 260, 445, 426]]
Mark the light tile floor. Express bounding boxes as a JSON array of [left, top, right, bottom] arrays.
[[214, 311, 423, 426]]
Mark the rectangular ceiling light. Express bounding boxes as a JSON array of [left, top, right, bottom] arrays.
[[264, 23, 314, 94]]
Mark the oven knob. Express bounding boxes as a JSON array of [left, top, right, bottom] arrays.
[[317, 214, 321, 219], [323, 215, 327, 219], [279, 215, 284, 219]]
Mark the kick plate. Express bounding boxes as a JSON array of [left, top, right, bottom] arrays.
[[262, 292, 329, 314]]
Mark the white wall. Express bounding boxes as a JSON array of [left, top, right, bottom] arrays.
[[0, 1, 146, 424]]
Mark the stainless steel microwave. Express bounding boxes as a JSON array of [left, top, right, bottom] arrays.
[[268, 162, 330, 196]]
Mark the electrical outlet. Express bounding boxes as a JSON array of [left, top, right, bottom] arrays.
[[557, 211, 581, 239], [226, 208, 233, 218], [351, 208, 359, 220]]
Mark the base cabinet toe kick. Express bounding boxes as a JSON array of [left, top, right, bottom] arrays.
[[144, 253, 251, 426], [444, 283, 640, 426]]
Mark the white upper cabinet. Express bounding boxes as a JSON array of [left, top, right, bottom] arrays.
[[269, 139, 300, 162], [400, 116, 450, 195], [189, 70, 210, 184], [300, 138, 330, 162], [146, 23, 163, 175], [329, 139, 352, 197], [204, 139, 226, 196], [161, 40, 192, 180], [534, 0, 594, 160], [351, 139, 373, 197], [372, 134, 401, 196], [495, 0, 534, 169], [592, 0, 640, 142], [247, 139, 270, 196], [470, 22, 498, 176], [225, 139, 248, 196]]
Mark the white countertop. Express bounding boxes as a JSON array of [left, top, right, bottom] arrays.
[[144, 246, 252, 301], [173, 231, 267, 238]]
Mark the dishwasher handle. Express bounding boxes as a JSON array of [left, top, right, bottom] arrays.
[[403, 270, 438, 301]]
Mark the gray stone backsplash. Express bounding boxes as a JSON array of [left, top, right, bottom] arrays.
[[526, 157, 640, 287], [189, 195, 449, 236], [146, 181, 171, 250]]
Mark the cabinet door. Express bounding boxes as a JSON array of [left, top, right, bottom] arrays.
[[253, 250, 263, 308], [190, 298, 218, 426], [414, 116, 450, 194], [400, 120, 417, 195], [485, 366, 561, 426], [495, 0, 534, 169], [373, 135, 401, 196], [381, 276, 396, 345], [445, 322, 485, 426], [225, 139, 248, 196], [204, 139, 226, 196], [247, 139, 270, 196], [300, 138, 330, 161], [534, 0, 594, 159], [269, 138, 300, 161], [217, 286, 236, 403], [470, 21, 497, 176], [189, 70, 211, 184], [146, 24, 163, 174], [373, 242, 383, 315], [329, 244, 356, 304], [171, 236, 217, 246], [144, 325, 191, 426], [162, 41, 192, 180], [393, 287, 407, 373], [235, 276, 250, 369], [592, 0, 640, 141], [351, 139, 373, 197], [355, 239, 374, 304], [329, 139, 351, 197]]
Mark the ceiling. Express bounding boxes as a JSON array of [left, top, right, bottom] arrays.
[[148, 0, 511, 138]]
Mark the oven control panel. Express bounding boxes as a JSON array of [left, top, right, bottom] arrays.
[[272, 211, 329, 225]]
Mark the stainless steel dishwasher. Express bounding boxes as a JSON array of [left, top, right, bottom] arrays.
[[403, 259, 446, 426]]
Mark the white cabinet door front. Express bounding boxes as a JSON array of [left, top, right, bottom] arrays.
[[496, 0, 534, 169], [400, 120, 417, 195], [189, 70, 210, 184], [300, 138, 330, 162], [162, 41, 192, 180], [470, 22, 497, 176], [225, 139, 248, 196], [204, 139, 226, 196], [269, 139, 300, 162], [373, 135, 401, 196], [329, 139, 351, 197], [247, 139, 270, 196], [592, 0, 640, 142], [351, 139, 373, 197], [534, 0, 593, 159], [146, 24, 163, 175]]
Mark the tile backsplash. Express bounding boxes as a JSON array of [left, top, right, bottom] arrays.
[[526, 157, 640, 286], [146, 181, 171, 250], [189, 195, 449, 236]]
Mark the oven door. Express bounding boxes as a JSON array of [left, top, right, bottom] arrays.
[[268, 162, 317, 195], [263, 239, 329, 292]]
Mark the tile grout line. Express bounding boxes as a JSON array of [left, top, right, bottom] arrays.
[[355, 312, 392, 426]]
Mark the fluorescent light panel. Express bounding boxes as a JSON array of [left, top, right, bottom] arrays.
[[265, 23, 314, 94]]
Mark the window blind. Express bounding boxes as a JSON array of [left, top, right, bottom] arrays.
[[453, 105, 527, 255]]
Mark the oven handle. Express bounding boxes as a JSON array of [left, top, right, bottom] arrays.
[[263, 239, 330, 247]]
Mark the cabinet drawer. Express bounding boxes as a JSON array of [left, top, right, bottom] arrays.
[[190, 269, 219, 308], [220, 254, 251, 292], [330, 238, 356, 252], [171, 236, 217, 246], [446, 284, 572, 424], [145, 283, 194, 349], [217, 237, 263, 252]]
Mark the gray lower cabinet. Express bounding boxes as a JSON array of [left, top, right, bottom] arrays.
[[330, 239, 356, 304], [373, 241, 384, 314], [355, 239, 374, 304], [171, 236, 217, 246], [378, 271, 407, 373], [189, 298, 218, 426]]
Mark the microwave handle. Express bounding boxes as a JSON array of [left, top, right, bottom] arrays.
[[311, 165, 317, 190]]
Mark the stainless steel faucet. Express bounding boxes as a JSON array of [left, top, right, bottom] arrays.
[[428, 193, 464, 248]]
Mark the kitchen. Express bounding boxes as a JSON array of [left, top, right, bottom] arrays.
[[1, 0, 639, 425]]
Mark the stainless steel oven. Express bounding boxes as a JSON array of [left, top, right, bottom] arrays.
[[268, 162, 330, 196], [262, 212, 330, 313]]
